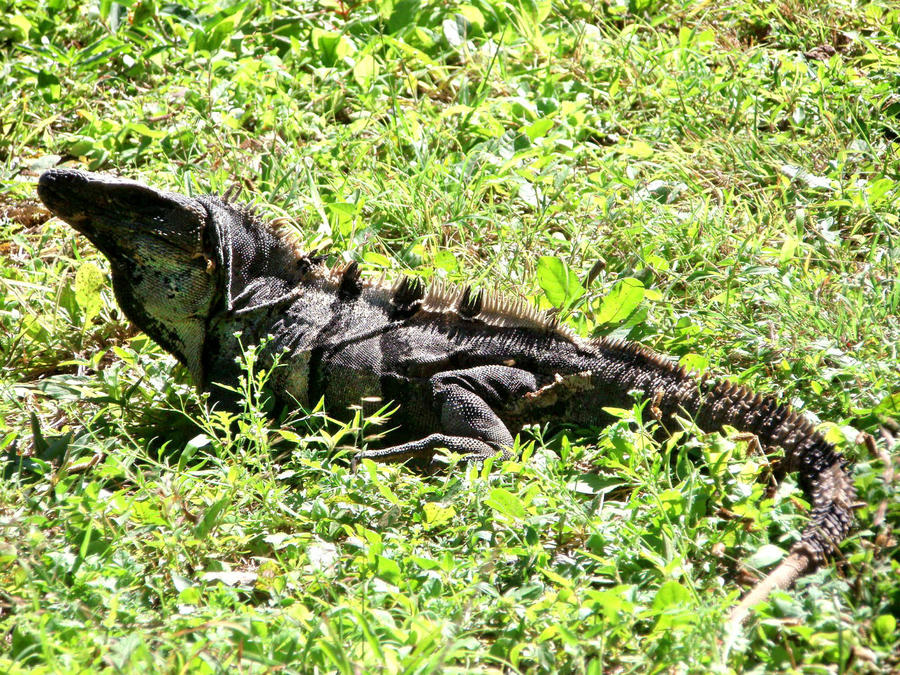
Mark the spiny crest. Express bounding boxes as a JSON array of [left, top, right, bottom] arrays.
[[704, 374, 825, 442], [459, 286, 483, 318], [475, 288, 567, 335], [215, 191, 261, 228], [215, 193, 310, 263], [414, 280, 572, 336], [260, 215, 309, 261], [222, 182, 243, 203], [391, 276, 426, 316], [296, 253, 327, 277], [229, 207, 568, 338], [337, 261, 363, 299], [238, 202, 578, 338]]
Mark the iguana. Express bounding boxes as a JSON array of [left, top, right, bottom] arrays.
[[37, 168, 856, 624]]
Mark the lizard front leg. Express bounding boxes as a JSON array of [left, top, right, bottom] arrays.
[[352, 366, 538, 468]]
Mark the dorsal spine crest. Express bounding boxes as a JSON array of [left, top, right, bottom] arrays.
[[390, 276, 426, 319], [458, 286, 483, 318], [337, 261, 363, 299]]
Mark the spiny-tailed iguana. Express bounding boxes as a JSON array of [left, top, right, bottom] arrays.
[[37, 168, 856, 624]]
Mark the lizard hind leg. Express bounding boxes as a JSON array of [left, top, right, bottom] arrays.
[[350, 432, 505, 472], [351, 366, 539, 470]]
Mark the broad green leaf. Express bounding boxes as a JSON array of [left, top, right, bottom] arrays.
[[432, 250, 458, 273], [745, 543, 785, 569], [9, 15, 32, 38], [98, 0, 114, 21], [67, 137, 96, 156], [595, 277, 644, 325], [326, 202, 356, 234], [385, 0, 420, 32], [379, 35, 447, 79], [74, 262, 105, 325], [587, 586, 636, 619], [867, 177, 895, 204], [178, 434, 211, 471], [131, 0, 155, 26], [129, 500, 167, 526], [657, 489, 685, 517], [410, 555, 440, 570], [652, 581, 691, 610], [458, 4, 485, 32], [363, 251, 393, 268], [874, 614, 896, 643], [375, 555, 401, 584], [127, 122, 167, 139], [780, 235, 801, 262], [511, 0, 552, 25], [37, 69, 61, 102], [524, 117, 553, 141], [567, 473, 624, 495], [539, 566, 571, 587], [422, 502, 456, 529], [440, 104, 473, 118], [485, 487, 527, 520], [695, 29, 715, 47], [677, 353, 708, 373], [874, 391, 900, 417], [375, 0, 395, 20], [678, 27, 715, 50], [206, 10, 243, 52], [536, 255, 584, 308], [194, 497, 229, 538], [620, 140, 653, 158], [352, 53, 379, 88], [312, 28, 355, 66], [651, 581, 698, 630]]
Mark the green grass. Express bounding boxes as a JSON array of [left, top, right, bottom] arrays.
[[2, 0, 899, 672]]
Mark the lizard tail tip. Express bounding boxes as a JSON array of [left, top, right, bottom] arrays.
[[727, 551, 812, 629]]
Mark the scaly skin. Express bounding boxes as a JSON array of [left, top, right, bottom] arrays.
[[38, 168, 856, 623]]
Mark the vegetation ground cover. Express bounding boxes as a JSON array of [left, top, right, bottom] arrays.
[[1, 0, 899, 672]]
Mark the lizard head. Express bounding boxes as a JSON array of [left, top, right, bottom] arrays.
[[38, 168, 224, 380], [39, 169, 305, 385]]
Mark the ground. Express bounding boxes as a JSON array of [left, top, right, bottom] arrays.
[[0, 1, 898, 672]]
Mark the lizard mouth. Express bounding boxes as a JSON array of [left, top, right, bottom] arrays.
[[37, 169, 100, 233]]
